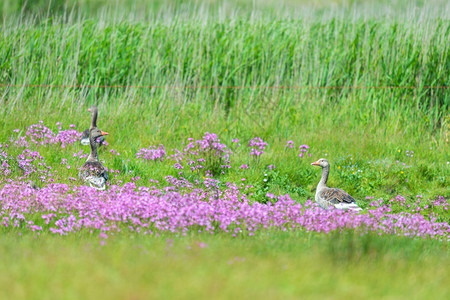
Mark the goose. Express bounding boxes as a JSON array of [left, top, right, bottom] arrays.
[[80, 129, 91, 146], [80, 107, 106, 146], [78, 107, 109, 190], [311, 158, 362, 211]]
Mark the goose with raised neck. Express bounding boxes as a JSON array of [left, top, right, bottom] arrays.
[[78, 106, 109, 190], [311, 158, 362, 211]]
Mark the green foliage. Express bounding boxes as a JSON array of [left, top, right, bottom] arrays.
[[0, 231, 448, 299]]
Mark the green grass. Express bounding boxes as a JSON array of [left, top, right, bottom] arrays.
[[0, 231, 448, 300], [1, 99, 448, 204]]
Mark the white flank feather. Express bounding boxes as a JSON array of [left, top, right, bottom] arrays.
[[334, 202, 363, 211]]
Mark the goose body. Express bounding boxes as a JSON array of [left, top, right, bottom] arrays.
[[78, 106, 109, 190], [79, 159, 108, 190], [311, 158, 362, 211]]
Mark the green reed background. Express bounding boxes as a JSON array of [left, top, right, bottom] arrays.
[[1, 10, 448, 131]]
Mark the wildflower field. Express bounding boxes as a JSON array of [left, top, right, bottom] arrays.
[[0, 0, 449, 299]]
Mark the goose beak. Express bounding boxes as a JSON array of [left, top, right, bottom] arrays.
[[101, 131, 109, 136], [311, 160, 320, 166]]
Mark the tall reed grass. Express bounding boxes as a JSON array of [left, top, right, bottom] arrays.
[[1, 1, 448, 132]]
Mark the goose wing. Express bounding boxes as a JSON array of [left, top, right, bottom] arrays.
[[319, 187, 356, 204], [319, 187, 362, 211]]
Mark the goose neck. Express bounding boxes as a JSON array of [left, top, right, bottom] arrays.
[[90, 108, 98, 129], [318, 165, 329, 188], [88, 135, 99, 161]]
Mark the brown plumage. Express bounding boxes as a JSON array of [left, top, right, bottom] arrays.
[[78, 106, 109, 190], [78, 159, 108, 188], [311, 158, 362, 211], [319, 188, 356, 204]]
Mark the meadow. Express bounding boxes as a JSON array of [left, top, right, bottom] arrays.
[[0, 0, 449, 299]]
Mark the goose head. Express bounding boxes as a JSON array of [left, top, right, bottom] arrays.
[[90, 127, 108, 142], [311, 158, 329, 168]]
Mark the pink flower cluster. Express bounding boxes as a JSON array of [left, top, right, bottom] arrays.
[[168, 133, 230, 174], [298, 144, 311, 158], [1, 146, 52, 180], [285, 140, 294, 148], [0, 181, 448, 240], [195, 132, 227, 156], [15, 121, 81, 148], [136, 145, 166, 162], [0, 144, 12, 176], [248, 137, 268, 157]]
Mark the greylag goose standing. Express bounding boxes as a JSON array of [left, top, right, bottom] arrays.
[[78, 107, 109, 190], [311, 158, 362, 211], [80, 107, 106, 146]]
